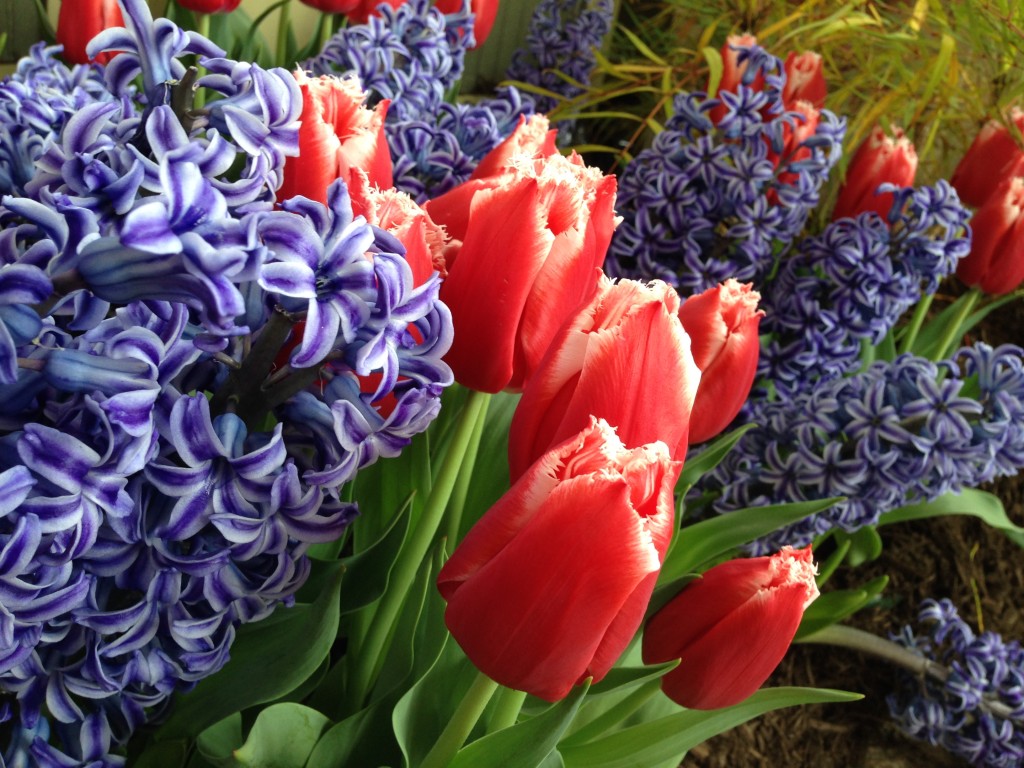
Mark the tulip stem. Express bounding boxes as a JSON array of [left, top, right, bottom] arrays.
[[898, 291, 933, 355], [192, 14, 209, 110], [276, 0, 291, 67], [798, 623, 1018, 721], [444, 393, 490, 546], [486, 686, 527, 733], [421, 671, 500, 768], [319, 13, 336, 53], [932, 287, 981, 362], [344, 388, 492, 712]]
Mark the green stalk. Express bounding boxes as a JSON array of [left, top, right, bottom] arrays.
[[486, 687, 527, 733], [192, 13, 210, 109], [319, 13, 336, 53], [421, 671, 500, 768], [444, 394, 490, 545], [897, 291, 933, 355], [344, 389, 492, 711], [276, 0, 292, 67], [932, 287, 981, 361]]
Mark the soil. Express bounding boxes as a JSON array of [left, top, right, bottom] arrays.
[[684, 298, 1024, 768]]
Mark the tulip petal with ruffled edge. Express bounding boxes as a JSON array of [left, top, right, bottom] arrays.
[[951, 108, 1024, 209], [643, 546, 819, 710], [508, 277, 699, 481], [832, 125, 918, 221], [782, 51, 826, 109], [438, 417, 679, 702], [277, 72, 392, 208], [956, 176, 1024, 295], [680, 279, 764, 444]]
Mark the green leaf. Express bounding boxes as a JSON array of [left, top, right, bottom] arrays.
[[910, 290, 1019, 359], [619, 26, 668, 65], [702, 46, 724, 96], [196, 713, 243, 764], [677, 424, 756, 492], [448, 683, 589, 768], [154, 563, 342, 742], [338, 495, 413, 615], [132, 740, 190, 768], [232, 704, 330, 768], [661, 498, 841, 583], [834, 525, 883, 567], [879, 489, 1024, 546], [795, 575, 889, 640], [559, 687, 861, 768]]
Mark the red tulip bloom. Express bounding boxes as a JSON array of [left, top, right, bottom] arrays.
[[508, 277, 699, 482], [951, 109, 1024, 209], [298, 0, 365, 12], [679, 279, 763, 444], [642, 546, 819, 710], [436, 0, 500, 45], [277, 72, 392, 209], [782, 51, 826, 109], [956, 175, 1024, 295], [175, 0, 242, 12], [438, 417, 680, 702], [832, 125, 918, 221], [708, 34, 762, 125], [425, 118, 616, 393], [57, 0, 125, 65]]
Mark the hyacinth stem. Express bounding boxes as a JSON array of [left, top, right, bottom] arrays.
[[192, 15, 210, 109], [799, 623, 1018, 721], [276, 0, 291, 67], [345, 388, 492, 711], [898, 291, 934, 355], [209, 308, 294, 420], [444, 394, 490, 546], [486, 687, 527, 733], [932, 287, 981, 362], [421, 671, 500, 768]]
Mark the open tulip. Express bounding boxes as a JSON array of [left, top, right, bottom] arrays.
[[679, 279, 763, 444], [643, 546, 819, 710], [276, 72, 392, 209], [951, 109, 1024, 209], [438, 417, 680, 702], [956, 175, 1024, 295], [782, 51, 826, 109], [507, 277, 699, 481], [425, 118, 616, 393], [175, 0, 243, 12], [57, 0, 125, 65], [832, 125, 918, 221]]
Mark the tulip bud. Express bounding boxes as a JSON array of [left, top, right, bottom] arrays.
[[951, 109, 1024, 209], [767, 100, 820, 185], [439, 417, 680, 702], [508, 277, 699, 482], [782, 51, 826, 109], [175, 0, 242, 12], [832, 125, 918, 221], [426, 118, 616, 393], [679, 279, 763, 444], [956, 175, 1024, 295], [642, 546, 819, 710], [276, 72, 392, 209], [57, 0, 125, 65], [708, 34, 762, 125]]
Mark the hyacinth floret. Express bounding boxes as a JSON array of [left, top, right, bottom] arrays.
[[758, 181, 971, 395], [608, 42, 846, 296], [700, 345, 1024, 552], [0, 0, 454, 762], [889, 599, 1024, 767]]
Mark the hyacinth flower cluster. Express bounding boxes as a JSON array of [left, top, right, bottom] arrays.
[[759, 181, 971, 396], [607, 41, 846, 295], [0, 0, 453, 762], [889, 599, 1024, 766], [305, 0, 534, 202], [505, 0, 615, 119], [703, 344, 1024, 552]]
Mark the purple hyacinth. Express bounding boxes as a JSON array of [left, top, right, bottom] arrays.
[[698, 345, 1024, 552], [607, 42, 845, 296], [889, 599, 1024, 767]]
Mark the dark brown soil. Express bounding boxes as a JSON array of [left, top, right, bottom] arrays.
[[685, 299, 1024, 768]]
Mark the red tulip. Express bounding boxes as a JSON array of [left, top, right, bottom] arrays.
[[507, 277, 699, 482], [782, 51, 826, 109], [832, 125, 918, 221], [708, 34, 761, 125], [276, 72, 392, 209], [767, 100, 819, 187], [175, 0, 242, 12], [679, 279, 763, 444], [436, 0, 500, 45], [425, 120, 616, 393], [438, 417, 680, 702], [642, 546, 819, 710], [951, 109, 1024, 209], [956, 175, 1024, 295], [57, 0, 125, 65], [298, 0, 368, 13]]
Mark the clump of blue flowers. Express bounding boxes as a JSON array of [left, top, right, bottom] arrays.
[[0, 0, 453, 763], [889, 599, 1024, 766]]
